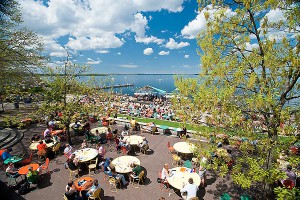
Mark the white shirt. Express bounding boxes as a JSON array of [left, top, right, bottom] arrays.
[[64, 146, 72, 157], [161, 168, 169, 180], [180, 183, 198, 200]]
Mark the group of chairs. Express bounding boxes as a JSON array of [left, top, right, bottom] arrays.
[[107, 170, 145, 192]]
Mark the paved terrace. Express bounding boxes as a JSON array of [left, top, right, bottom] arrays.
[[0, 121, 257, 200]]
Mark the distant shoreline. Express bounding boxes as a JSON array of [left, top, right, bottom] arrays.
[[37, 73, 198, 76]]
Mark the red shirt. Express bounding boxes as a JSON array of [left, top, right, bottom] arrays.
[[37, 143, 47, 151]]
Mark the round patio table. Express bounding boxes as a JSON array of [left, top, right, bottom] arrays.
[[167, 167, 200, 190], [29, 140, 56, 151], [51, 129, 64, 136], [90, 127, 108, 136], [73, 148, 98, 163], [18, 163, 39, 175], [111, 156, 140, 173], [74, 176, 94, 191], [4, 155, 23, 165], [69, 122, 84, 128], [123, 135, 144, 145], [173, 142, 195, 154]]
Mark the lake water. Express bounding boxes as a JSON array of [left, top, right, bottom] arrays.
[[92, 74, 198, 96]]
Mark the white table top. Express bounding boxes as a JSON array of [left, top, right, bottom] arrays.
[[167, 167, 200, 190], [90, 127, 108, 135], [123, 135, 144, 145], [69, 122, 84, 128], [173, 142, 195, 154], [74, 148, 98, 162], [29, 140, 56, 150], [111, 156, 140, 173]]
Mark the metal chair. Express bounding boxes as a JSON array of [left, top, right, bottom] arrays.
[[88, 157, 98, 175], [108, 176, 118, 192], [131, 171, 144, 188], [52, 143, 61, 156], [68, 168, 79, 180], [88, 187, 102, 200]]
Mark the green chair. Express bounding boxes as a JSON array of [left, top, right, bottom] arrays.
[[183, 160, 192, 169], [240, 194, 252, 200], [220, 193, 231, 200]]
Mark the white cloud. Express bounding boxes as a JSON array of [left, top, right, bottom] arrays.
[[143, 48, 153, 55], [131, 13, 164, 44], [119, 64, 139, 68], [265, 9, 286, 23], [117, 52, 121, 55], [184, 54, 189, 58], [97, 50, 110, 54], [66, 35, 124, 50], [135, 36, 164, 44], [87, 58, 101, 65], [181, 5, 235, 39], [19, 0, 183, 54], [158, 51, 169, 55], [165, 38, 190, 49]]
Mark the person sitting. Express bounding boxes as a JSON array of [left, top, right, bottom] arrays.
[[138, 137, 148, 149], [6, 162, 20, 178], [26, 166, 39, 184], [2, 149, 12, 161], [130, 118, 139, 131], [68, 154, 79, 171], [283, 165, 296, 183], [102, 157, 113, 174], [130, 163, 142, 182], [180, 178, 198, 200], [161, 163, 170, 180], [64, 144, 73, 158], [37, 140, 47, 158], [31, 134, 41, 142], [65, 180, 82, 200], [43, 126, 52, 138], [106, 128, 114, 141], [85, 179, 100, 197], [81, 140, 88, 149], [108, 167, 128, 186]]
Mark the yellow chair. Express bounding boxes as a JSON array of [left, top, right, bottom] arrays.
[[88, 187, 102, 200], [140, 144, 149, 154], [88, 157, 98, 175], [52, 143, 61, 156], [68, 168, 79, 180], [131, 171, 145, 188], [108, 177, 118, 192], [63, 194, 68, 200], [172, 154, 181, 167]]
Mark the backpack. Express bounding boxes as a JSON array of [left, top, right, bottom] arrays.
[[18, 181, 30, 195]]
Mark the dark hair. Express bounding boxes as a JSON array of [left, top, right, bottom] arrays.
[[287, 165, 292, 170], [39, 140, 43, 144], [93, 179, 98, 186], [188, 178, 194, 184], [67, 180, 73, 187]]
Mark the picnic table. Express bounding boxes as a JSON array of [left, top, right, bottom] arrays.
[[74, 176, 94, 191], [73, 148, 98, 163], [4, 155, 23, 165], [90, 127, 108, 136], [167, 167, 200, 190], [18, 163, 39, 175], [29, 140, 56, 151], [111, 156, 140, 173], [173, 142, 195, 154]]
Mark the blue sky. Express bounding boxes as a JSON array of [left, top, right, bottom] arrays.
[[19, 0, 289, 74], [19, 0, 204, 74]]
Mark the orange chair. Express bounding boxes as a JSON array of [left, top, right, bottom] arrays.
[[167, 142, 175, 153], [41, 158, 50, 174], [22, 153, 33, 165]]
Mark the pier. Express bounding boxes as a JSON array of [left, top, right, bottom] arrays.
[[97, 83, 134, 90]]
